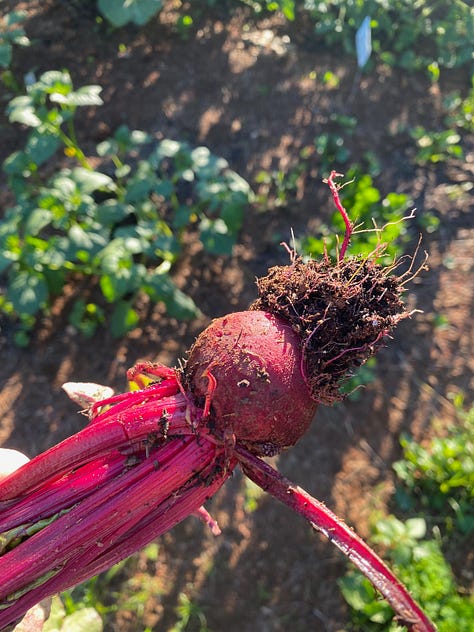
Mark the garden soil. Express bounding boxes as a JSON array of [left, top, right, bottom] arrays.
[[0, 2, 473, 631]]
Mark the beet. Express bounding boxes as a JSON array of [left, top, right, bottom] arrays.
[[185, 310, 318, 456], [185, 255, 409, 455]]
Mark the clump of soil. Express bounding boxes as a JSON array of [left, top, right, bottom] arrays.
[[251, 256, 409, 404]]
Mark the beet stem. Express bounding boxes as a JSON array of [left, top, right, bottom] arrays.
[[236, 445, 436, 632], [326, 170, 353, 261]]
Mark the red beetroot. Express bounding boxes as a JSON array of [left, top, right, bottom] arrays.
[[0, 172, 434, 632], [185, 310, 318, 455]]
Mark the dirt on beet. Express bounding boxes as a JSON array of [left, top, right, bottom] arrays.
[[0, 1, 473, 631], [251, 255, 412, 405]]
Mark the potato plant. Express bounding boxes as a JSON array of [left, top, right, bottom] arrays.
[[0, 70, 251, 344]]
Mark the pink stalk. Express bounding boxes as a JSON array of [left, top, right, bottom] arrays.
[[0, 390, 191, 501], [0, 438, 224, 628], [1, 439, 190, 596], [237, 445, 435, 632], [327, 170, 353, 261], [0, 459, 230, 629], [0, 452, 126, 534], [62, 456, 234, 584]]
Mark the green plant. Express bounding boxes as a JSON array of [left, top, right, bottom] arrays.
[[254, 167, 301, 207], [303, 0, 474, 71], [240, 0, 296, 20], [340, 516, 474, 631], [411, 127, 464, 165], [314, 113, 357, 173], [0, 70, 251, 343], [253, 114, 356, 210], [97, 0, 164, 27], [171, 592, 209, 632], [444, 75, 474, 134], [0, 9, 30, 70], [393, 405, 474, 534]]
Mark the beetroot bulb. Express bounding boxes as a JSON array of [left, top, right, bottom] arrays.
[[0, 172, 434, 632]]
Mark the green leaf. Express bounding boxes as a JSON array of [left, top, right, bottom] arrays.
[[69, 300, 105, 337], [114, 125, 151, 149], [24, 209, 53, 236], [32, 70, 72, 95], [110, 301, 139, 337], [98, 239, 130, 273], [98, 0, 163, 27], [96, 201, 132, 227], [124, 168, 158, 203], [96, 138, 117, 157], [68, 225, 95, 251], [50, 85, 103, 107], [146, 271, 200, 320], [172, 206, 193, 230], [69, 168, 114, 193], [199, 217, 235, 255], [25, 130, 61, 166], [4, 10, 28, 27], [100, 266, 135, 302], [152, 139, 183, 162], [0, 251, 15, 274], [405, 518, 427, 540], [2, 150, 31, 177], [220, 201, 244, 233], [6, 95, 41, 127], [7, 270, 48, 316], [0, 43, 12, 68]]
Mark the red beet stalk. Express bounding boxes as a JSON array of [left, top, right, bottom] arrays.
[[237, 446, 434, 632]]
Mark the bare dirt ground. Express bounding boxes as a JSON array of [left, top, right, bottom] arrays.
[[0, 2, 473, 631]]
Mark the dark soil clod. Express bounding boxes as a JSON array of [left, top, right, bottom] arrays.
[[250, 256, 409, 404]]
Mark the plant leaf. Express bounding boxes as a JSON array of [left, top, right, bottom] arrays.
[[50, 85, 103, 107], [97, 0, 163, 27], [110, 301, 140, 337], [7, 95, 41, 127], [7, 270, 48, 316]]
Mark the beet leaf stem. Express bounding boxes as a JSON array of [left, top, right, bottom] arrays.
[[236, 445, 436, 632], [326, 170, 353, 261]]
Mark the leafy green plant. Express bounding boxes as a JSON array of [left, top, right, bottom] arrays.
[[97, 0, 164, 27], [444, 75, 474, 134], [240, 0, 296, 20], [314, 113, 357, 173], [340, 516, 474, 631], [340, 401, 474, 629], [0, 9, 30, 70], [254, 114, 356, 210], [171, 592, 209, 632], [1, 71, 251, 343], [254, 167, 301, 207], [393, 405, 474, 535], [303, 0, 474, 71], [411, 127, 464, 165]]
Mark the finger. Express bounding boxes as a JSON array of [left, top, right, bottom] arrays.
[[0, 449, 30, 479]]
